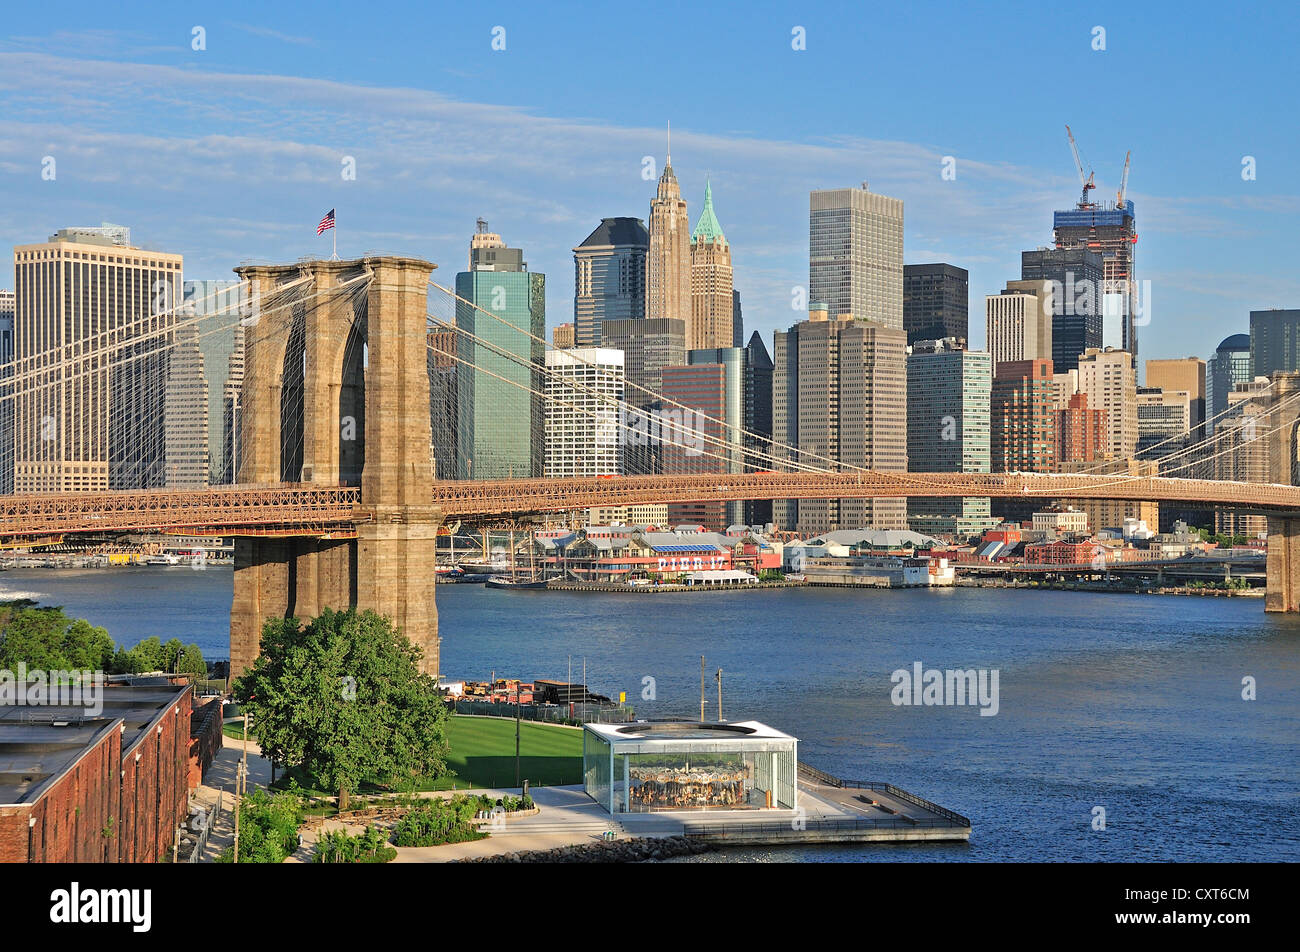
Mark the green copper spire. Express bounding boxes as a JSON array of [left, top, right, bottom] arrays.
[[692, 179, 725, 243]]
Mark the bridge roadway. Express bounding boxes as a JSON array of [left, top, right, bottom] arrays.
[[1, 471, 1299, 539]]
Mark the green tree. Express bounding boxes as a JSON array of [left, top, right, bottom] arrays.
[[178, 643, 207, 677], [132, 636, 165, 671], [233, 608, 449, 809], [217, 789, 303, 863], [0, 604, 114, 672]]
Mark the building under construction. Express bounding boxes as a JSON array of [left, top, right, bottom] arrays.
[[1052, 201, 1138, 357], [1056, 127, 1138, 360]]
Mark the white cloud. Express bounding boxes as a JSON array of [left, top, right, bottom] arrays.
[[0, 51, 1294, 361]]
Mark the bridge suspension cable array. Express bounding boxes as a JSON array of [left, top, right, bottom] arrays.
[[1, 257, 1296, 541]]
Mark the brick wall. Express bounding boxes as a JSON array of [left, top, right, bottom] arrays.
[[0, 725, 120, 863], [188, 697, 224, 788], [120, 693, 191, 863]]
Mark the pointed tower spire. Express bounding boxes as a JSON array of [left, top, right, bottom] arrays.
[[692, 177, 725, 243], [666, 120, 672, 167]]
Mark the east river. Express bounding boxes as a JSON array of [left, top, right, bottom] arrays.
[[3, 565, 1297, 862]]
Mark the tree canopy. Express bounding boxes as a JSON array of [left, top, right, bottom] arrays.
[[232, 608, 449, 806], [0, 601, 207, 676]]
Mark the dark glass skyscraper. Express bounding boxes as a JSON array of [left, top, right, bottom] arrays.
[[1249, 308, 1300, 378], [573, 217, 647, 347], [903, 263, 968, 345], [1021, 247, 1104, 374], [1205, 333, 1252, 436]]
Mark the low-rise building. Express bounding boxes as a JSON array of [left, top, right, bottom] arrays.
[[1023, 540, 1102, 565], [1031, 507, 1089, 537], [0, 680, 195, 863]]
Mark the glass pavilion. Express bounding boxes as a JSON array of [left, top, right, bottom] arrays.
[[583, 720, 798, 814]]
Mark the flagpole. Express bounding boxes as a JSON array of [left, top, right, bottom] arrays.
[[332, 213, 337, 261]]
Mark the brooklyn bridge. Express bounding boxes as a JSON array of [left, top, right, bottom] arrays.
[[5, 256, 1300, 680]]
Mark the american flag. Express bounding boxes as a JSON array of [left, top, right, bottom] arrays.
[[316, 208, 335, 235]]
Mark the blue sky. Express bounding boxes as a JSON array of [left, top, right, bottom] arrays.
[[1, 0, 1297, 364]]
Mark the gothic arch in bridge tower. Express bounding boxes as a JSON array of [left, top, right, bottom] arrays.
[[229, 256, 441, 682]]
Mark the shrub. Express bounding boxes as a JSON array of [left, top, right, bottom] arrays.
[[217, 790, 304, 863], [390, 796, 488, 847], [314, 825, 397, 863]]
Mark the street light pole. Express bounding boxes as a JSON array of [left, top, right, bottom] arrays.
[[232, 710, 250, 862], [700, 656, 706, 721]]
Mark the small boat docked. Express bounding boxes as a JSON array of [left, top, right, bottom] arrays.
[[484, 576, 550, 590]]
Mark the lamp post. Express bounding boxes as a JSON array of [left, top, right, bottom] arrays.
[[233, 710, 249, 862]]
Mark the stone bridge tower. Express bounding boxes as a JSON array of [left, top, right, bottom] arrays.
[[1263, 371, 1300, 611], [229, 256, 441, 679]]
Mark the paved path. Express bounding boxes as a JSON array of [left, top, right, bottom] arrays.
[[190, 737, 273, 862], [394, 786, 622, 862]]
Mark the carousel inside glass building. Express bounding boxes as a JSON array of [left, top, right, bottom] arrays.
[[582, 720, 799, 814]]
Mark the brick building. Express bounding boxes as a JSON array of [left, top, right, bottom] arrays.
[[0, 682, 194, 863]]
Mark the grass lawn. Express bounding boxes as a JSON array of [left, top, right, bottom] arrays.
[[223, 720, 256, 741], [428, 716, 583, 791], [264, 715, 584, 796]]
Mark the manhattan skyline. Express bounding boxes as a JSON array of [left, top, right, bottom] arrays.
[[1, 0, 1297, 365]]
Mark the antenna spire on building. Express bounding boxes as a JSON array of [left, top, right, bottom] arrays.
[[666, 120, 671, 167]]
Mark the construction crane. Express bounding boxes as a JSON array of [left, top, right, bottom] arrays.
[[1116, 150, 1131, 209], [1065, 124, 1097, 209]]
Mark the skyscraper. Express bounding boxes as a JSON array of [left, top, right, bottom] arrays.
[[1077, 347, 1138, 461], [743, 330, 773, 526], [0, 289, 13, 495], [645, 136, 692, 338], [1060, 346, 1154, 533], [544, 348, 624, 478], [906, 339, 995, 537], [661, 360, 731, 529], [1021, 247, 1105, 373], [600, 318, 686, 411], [1213, 381, 1270, 539], [162, 323, 209, 487], [903, 263, 968, 345], [552, 323, 576, 349], [427, 327, 458, 481], [668, 341, 772, 529], [455, 226, 545, 479], [990, 358, 1056, 474], [468, 219, 524, 271], [1055, 392, 1105, 465], [1249, 308, 1300, 378], [809, 186, 904, 328], [182, 279, 246, 484], [1205, 334, 1251, 435], [1145, 357, 1205, 440], [732, 290, 744, 348], [1136, 386, 1190, 460], [222, 323, 245, 487], [985, 281, 1054, 369], [1051, 201, 1138, 356], [773, 308, 908, 533], [12, 226, 182, 493], [689, 180, 734, 351], [573, 217, 647, 347]]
